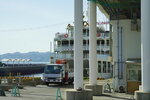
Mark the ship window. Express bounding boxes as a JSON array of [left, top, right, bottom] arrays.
[[138, 70, 141, 81], [70, 40, 74, 46], [57, 41, 61, 46], [107, 40, 109, 46], [97, 40, 100, 45], [105, 51, 109, 54], [83, 40, 87, 45], [98, 61, 101, 73], [83, 29, 89, 36], [62, 41, 69, 46], [108, 62, 111, 73], [101, 40, 105, 45], [101, 51, 104, 54], [87, 32, 89, 36], [103, 62, 106, 73], [83, 29, 86, 33]]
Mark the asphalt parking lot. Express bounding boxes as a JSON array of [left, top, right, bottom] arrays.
[[0, 80, 134, 100]]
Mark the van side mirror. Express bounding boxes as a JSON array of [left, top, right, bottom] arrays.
[[61, 69, 64, 72]]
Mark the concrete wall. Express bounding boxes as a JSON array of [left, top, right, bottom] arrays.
[[98, 73, 112, 79], [111, 19, 141, 61], [110, 19, 141, 91]]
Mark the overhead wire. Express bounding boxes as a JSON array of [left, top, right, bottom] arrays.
[[0, 21, 72, 32]]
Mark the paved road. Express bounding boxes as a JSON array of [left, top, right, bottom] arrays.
[[0, 84, 134, 100]]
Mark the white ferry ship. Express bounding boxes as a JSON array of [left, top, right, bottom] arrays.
[[53, 22, 112, 79]]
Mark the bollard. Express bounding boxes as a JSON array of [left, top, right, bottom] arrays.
[[11, 86, 20, 97], [56, 88, 62, 100], [104, 83, 111, 93], [0, 89, 6, 96]]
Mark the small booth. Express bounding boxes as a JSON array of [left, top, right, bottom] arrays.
[[126, 58, 141, 94]]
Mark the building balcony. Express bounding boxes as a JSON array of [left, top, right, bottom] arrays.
[[97, 54, 110, 61], [55, 54, 73, 60], [55, 54, 110, 61], [54, 45, 74, 52], [54, 33, 73, 41], [54, 33, 110, 40], [54, 45, 110, 52]]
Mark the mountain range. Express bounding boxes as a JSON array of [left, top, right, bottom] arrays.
[[0, 52, 52, 62]]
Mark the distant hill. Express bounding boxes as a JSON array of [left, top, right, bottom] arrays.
[[0, 52, 53, 62]]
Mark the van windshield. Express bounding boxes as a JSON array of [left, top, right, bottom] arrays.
[[44, 65, 62, 74]]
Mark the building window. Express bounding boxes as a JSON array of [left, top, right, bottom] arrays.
[[128, 70, 138, 81]]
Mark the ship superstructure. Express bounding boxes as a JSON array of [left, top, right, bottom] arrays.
[[53, 22, 112, 78]]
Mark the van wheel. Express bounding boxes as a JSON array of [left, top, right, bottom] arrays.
[[61, 82, 65, 85], [69, 78, 74, 84], [60, 80, 65, 85], [46, 82, 49, 86]]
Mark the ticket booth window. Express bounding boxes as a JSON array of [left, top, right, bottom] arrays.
[[128, 70, 138, 81], [126, 62, 141, 94], [138, 70, 141, 81], [127, 67, 141, 82]]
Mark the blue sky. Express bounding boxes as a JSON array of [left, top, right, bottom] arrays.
[[0, 0, 106, 54]]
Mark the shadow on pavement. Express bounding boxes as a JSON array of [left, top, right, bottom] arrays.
[[48, 84, 73, 89], [95, 94, 130, 100]]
